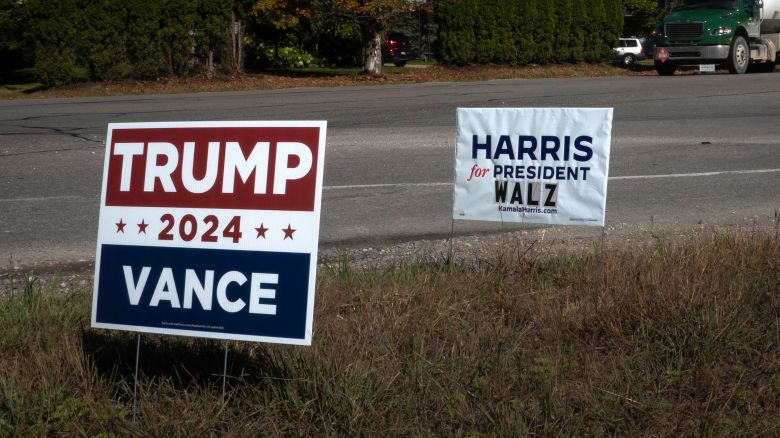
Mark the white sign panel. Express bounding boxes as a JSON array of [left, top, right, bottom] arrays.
[[92, 121, 326, 345], [453, 108, 612, 226]]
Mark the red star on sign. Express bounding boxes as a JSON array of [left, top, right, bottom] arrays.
[[137, 220, 149, 234], [255, 223, 268, 239], [116, 219, 126, 234], [283, 224, 296, 240]]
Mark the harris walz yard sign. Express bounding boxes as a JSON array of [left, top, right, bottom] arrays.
[[453, 108, 612, 227]]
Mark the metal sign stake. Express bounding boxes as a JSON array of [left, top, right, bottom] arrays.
[[132, 333, 141, 422], [448, 219, 455, 264], [221, 341, 229, 405]]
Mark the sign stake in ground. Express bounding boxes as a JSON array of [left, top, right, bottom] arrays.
[[92, 121, 326, 344], [133, 333, 140, 422], [222, 341, 229, 404]]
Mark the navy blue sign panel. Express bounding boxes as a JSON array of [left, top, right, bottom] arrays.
[[95, 245, 310, 341]]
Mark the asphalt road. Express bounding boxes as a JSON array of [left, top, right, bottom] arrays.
[[1, 73, 780, 267]]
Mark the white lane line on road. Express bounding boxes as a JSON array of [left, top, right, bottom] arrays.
[[609, 168, 780, 181], [324, 182, 453, 190], [324, 168, 780, 190], [0, 195, 86, 203], [2, 169, 778, 202]]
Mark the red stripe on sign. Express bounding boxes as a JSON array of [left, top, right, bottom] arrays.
[[105, 127, 320, 211]]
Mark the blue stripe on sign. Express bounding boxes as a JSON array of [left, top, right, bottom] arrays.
[[95, 244, 310, 340]]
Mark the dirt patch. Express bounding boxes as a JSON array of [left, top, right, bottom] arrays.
[[3, 63, 648, 100]]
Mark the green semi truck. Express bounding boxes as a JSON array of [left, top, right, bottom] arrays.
[[653, 0, 780, 74]]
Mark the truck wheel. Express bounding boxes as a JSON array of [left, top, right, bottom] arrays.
[[727, 35, 749, 74], [655, 61, 677, 76], [622, 54, 636, 66]]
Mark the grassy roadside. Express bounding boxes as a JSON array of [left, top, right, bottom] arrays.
[[1, 230, 778, 435], [0, 63, 650, 100]]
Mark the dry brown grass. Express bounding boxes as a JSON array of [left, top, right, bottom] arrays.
[[1, 230, 779, 435]]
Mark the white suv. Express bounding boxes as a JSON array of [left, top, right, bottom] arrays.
[[614, 38, 646, 66]]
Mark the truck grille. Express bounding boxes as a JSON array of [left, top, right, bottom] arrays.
[[665, 22, 703, 38], [670, 51, 701, 58]]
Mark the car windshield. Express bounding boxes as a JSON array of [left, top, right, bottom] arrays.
[[387, 33, 409, 43], [675, 0, 738, 9]]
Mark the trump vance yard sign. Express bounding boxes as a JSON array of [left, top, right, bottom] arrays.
[[92, 121, 327, 345]]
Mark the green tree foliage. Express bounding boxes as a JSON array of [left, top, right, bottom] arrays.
[[624, 0, 667, 36], [120, 1, 166, 79], [569, 0, 588, 62], [157, 0, 197, 75], [516, 0, 539, 64], [435, 0, 477, 65], [1, 0, 626, 85], [195, 0, 232, 76], [553, 0, 574, 62], [492, 0, 518, 64], [534, 0, 557, 64], [0, 0, 31, 81], [21, 0, 87, 86], [585, 0, 607, 61], [75, 0, 129, 80], [246, 0, 315, 68], [436, 0, 624, 65], [3, 0, 234, 86], [605, 0, 626, 50], [472, 0, 495, 63], [308, 0, 362, 66], [310, 0, 410, 74]]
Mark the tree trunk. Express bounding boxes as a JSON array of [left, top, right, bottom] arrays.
[[207, 49, 214, 78], [361, 22, 383, 75], [237, 20, 244, 72], [230, 10, 244, 74], [166, 44, 174, 75]]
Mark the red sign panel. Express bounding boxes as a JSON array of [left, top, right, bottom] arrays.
[[105, 127, 321, 211]]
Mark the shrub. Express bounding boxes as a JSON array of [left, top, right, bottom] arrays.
[[33, 48, 88, 87], [250, 42, 314, 68], [436, 0, 623, 65], [274, 46, 315, 68]]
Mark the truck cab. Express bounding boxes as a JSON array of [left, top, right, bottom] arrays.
[[653, 0, 779, 75]]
